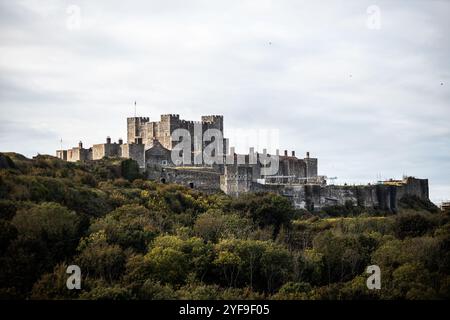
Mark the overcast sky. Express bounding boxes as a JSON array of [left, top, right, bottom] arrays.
[[0, 0, 449, 203]]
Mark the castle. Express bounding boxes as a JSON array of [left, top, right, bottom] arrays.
[[56, 114, 430, 212]]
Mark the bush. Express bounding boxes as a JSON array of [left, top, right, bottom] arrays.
[[394, 213, 435, 239], [0, 200, 17, 220], [399, 195, 439, 213], [121, 159, 141, 181], [89, 204, 157, 252], [11, 202, 81, 262], [0, 219, 18, 252]]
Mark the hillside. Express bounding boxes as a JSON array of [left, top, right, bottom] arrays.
[[0, 153, 448, 300]]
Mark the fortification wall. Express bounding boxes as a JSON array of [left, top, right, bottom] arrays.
[[245, 177, 429, 212], [92, 143, 121, 160], [121, 143, 145, 168], [147, 166, 221, 193], [127, 117, 149, 144], [67, 147, 91, 162], [220, 165, 253, 196], [128, 114, 225, 152]]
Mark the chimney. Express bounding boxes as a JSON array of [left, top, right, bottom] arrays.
[[118, 138, 123, 145], [106, 136, 111, 144], [284, 150, 288, 156], [78, 141, 83, 149], [292, 151, 296, 157], [306, 152, 310, 158]]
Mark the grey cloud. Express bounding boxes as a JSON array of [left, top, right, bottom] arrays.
[[0, 0, 449, 203]]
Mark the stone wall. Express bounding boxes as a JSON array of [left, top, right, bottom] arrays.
[[127, 114, 226, 156], [147, 166, 221, 193], [278, 155, 307, 178], [56, 150, 67, 161], [220, 165, 253, 196], [121, 143, 145, 168], [66, 147, 91, 162], [92, 142, 121, 160], [247, 177, 429, 212], [145, 140, 172, 167], [304, 156, 318, 178], [127, 117, 149, 145]]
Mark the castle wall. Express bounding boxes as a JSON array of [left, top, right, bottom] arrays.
[[220, 165, 253, 196], [304, 157, 318, 178], [56, 150, 67, 161], [145, 140, 172, 167], [147, 166, 221, 193], [121, 143, 145, 168], [92, 143, 121, 160], [278, 156, 307, 178], [244, 177, 429, 212], [395, 177, 429, 201], [66, 147, 91, 162], [128, 115, 225, 160], [127, 117, 149, 144]]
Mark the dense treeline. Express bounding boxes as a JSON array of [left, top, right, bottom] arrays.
[[0, 153, 449, 300]]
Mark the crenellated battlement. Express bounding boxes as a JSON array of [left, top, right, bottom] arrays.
[[201, 115, 223, 123], [126, 113, 225, 150], [161, 114, 180, 120], [127, 117, 150, 122]]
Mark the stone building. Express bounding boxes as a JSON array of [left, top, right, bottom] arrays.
[[92, 137, 121, 160], [121, 142, 145, 168], [145, 138, 172, 167], [58, 137, 145, 168], [127, 114, 226, 152], [55, 113, 430, 212], [57, 141, 91, 162]]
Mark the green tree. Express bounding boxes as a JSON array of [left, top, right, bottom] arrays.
[[144, 235, 213, 285], [394, 213, 434, 239], [12, 202, 81, 262], [231, 193, 294, 237], [31, 264, 79, 300], [213, 239, 292, 292], [76, 231, 126, 282], [194, 209, 253, 242], [121, 159, 142, 181], [90, 204, 157, 252], [0, 219, 18, 253]]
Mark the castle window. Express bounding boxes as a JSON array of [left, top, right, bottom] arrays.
[[161, 160, 168, 165], [189, 182, 194, 189]]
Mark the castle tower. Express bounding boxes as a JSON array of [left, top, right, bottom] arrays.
[[201, 115, 225, 158], [201, 115, 224, 132], [304, 151, 318, 178], [159, 114, 181, 149], [127, 117, 149, 144]]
